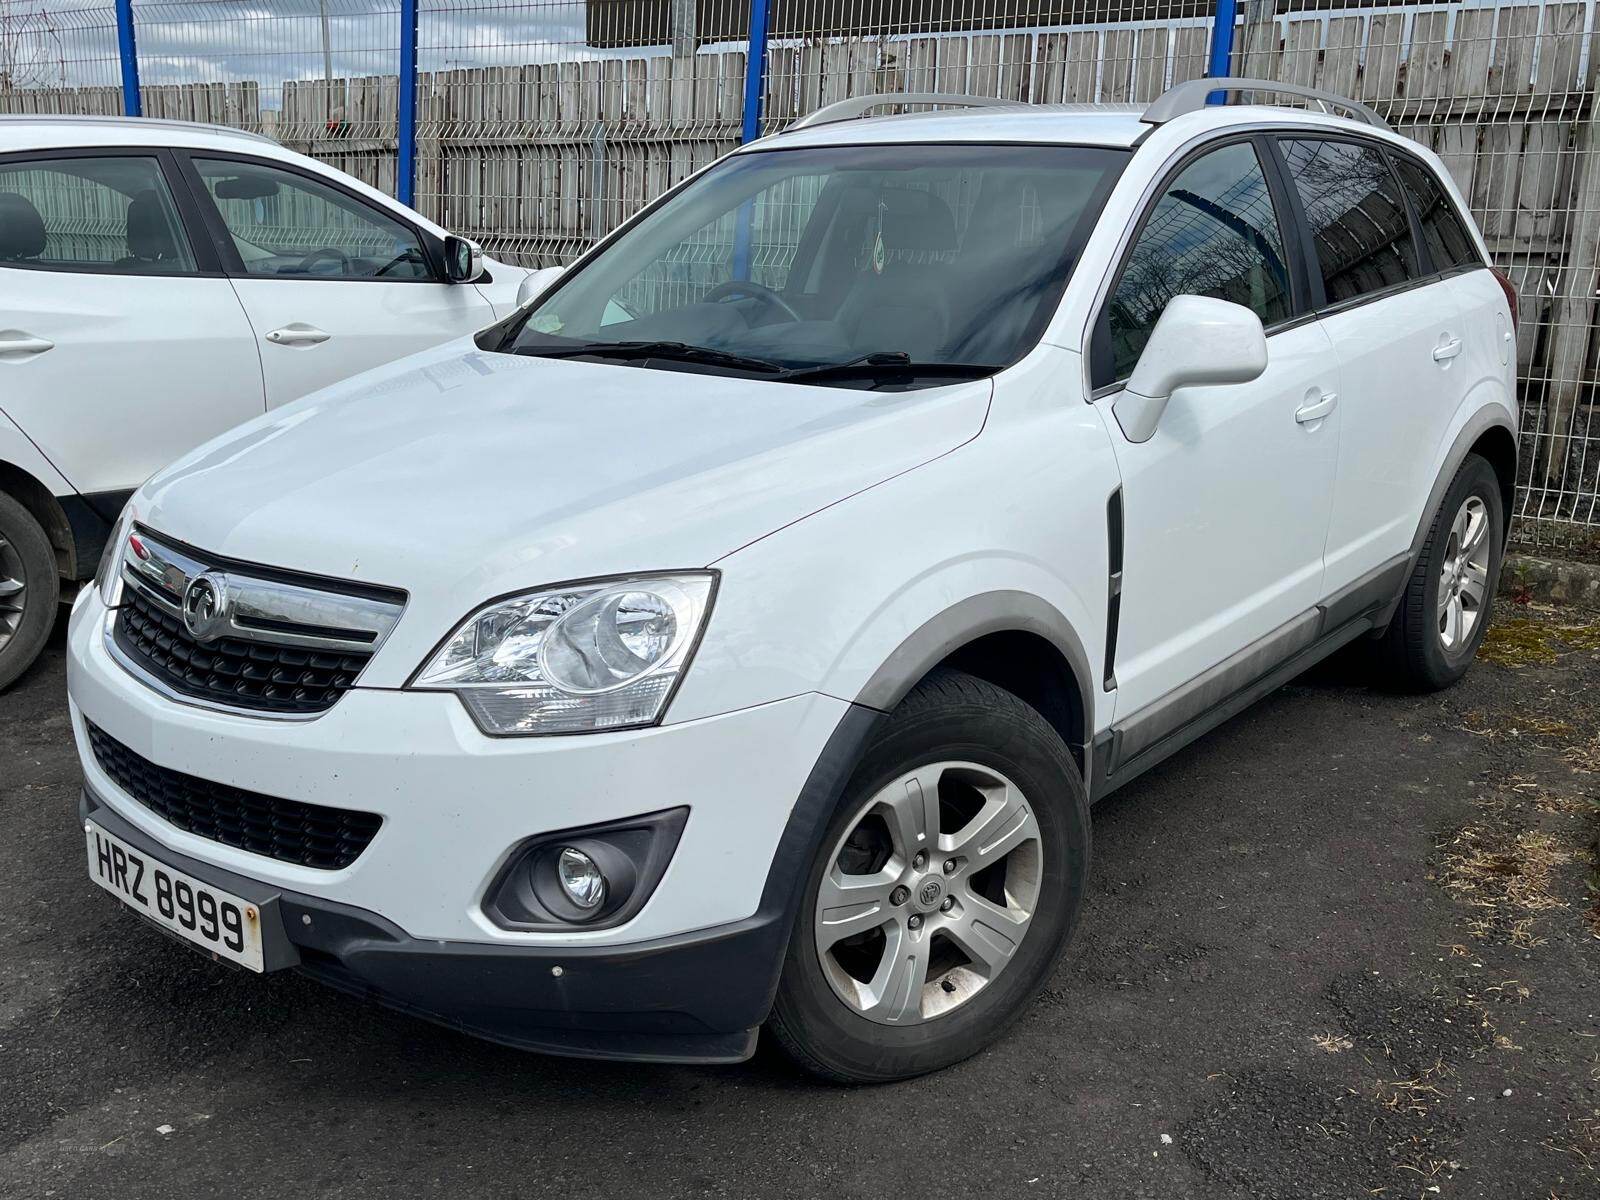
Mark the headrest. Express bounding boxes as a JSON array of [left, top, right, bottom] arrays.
[[125, 189, 180, 261], [0, 191, 46, 260], [875, 188, 957, 254]]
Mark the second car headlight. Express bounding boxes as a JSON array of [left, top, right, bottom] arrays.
[[409, 573, 716, 736]]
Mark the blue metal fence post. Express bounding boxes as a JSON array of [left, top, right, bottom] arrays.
[[115, 0, 141, 117], [1206, 0, 1239, 104], [732, 0, 772, 279], [397, 0, 419, 206]]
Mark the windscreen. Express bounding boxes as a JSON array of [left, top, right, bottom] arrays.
[[499, 143, 1128, 386]]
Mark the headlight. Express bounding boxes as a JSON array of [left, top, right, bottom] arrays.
[[94, 502, 136, 607], [410, 573, 716, 736]]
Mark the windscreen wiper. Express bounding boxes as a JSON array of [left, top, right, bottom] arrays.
[[517, 339, 784, 374], [774, 352, 997, 384]]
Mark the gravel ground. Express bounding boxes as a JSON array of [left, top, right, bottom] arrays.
[[2, 604, 1597, 1200]]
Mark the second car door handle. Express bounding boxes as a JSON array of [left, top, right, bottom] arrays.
[[265, 324, 331, 347], [0, 330, 55, 362], [1295, 391, 1338, 424], [1432, 336, 1463, 362]]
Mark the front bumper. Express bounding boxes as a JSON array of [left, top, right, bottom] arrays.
[[69, 584, 886, 1062], [83, 790, 781, 1062], [68, 591, 850, 946]]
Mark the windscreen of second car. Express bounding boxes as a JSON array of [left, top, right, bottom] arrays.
[[498, 143, 1128, 388]]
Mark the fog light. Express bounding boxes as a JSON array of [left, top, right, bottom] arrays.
[[557, 847, 606, 910]]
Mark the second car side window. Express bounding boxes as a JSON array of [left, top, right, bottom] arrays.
[[0, 155, 196, 274], [1107, 142, 1291, 381], [1280, 138, 1418, 305], [192, 158, 432, 280]]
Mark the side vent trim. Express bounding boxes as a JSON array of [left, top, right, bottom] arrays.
[[1103, 488, 1124, 693]]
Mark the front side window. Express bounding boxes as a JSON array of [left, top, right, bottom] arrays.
[[1280, 138, 1418, 305], [1105, 141, 1292, 382], [504, 143, 1128, 387], [0, 155, 195, 273], [1391, 157, 1480, 273], [192, 158, 431, 280]]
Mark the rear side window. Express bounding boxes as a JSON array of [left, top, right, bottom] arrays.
[[1105, 141, 1292, 381], [1279, 138, 1418, 305], [0, 155, 196, 274], [1391, 156, 1481, 273]]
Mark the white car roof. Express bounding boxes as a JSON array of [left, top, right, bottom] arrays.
[[0, 114, 280, 154], [743, 101, 1400, 154]]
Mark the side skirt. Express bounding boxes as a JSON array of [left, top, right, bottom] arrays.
[[1090, 554, 1408, 803]]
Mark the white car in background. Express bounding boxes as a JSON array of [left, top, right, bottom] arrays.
[[0, 114, 539, 688]]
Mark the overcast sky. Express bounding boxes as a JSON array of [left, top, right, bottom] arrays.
[[3, 1, 644, 94]]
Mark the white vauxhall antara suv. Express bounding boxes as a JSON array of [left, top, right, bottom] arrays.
[[67, 81, 1518, 1082]]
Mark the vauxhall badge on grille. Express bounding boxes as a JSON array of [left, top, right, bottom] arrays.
[[181, 572, 231, 642]]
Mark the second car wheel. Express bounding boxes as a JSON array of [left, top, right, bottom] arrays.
[[0, 490, 59, 691], [768, 668, 1091, 1083], [1373, 453, 1504, 692]]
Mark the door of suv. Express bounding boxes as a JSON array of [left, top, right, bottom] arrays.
[[0, 150, 263, 499], [1091, 138, 1341, 730], [1273, 137, 1470, 593], [180, 154, 496, 407]]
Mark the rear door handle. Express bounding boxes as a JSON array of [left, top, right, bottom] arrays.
[[1432, 336, 1463, 362], [265, 324, 331, 347], [1295, 391, 1338, 424], [0, 330, 55, 361]]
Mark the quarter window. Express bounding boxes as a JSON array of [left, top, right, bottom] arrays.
[[1106, 141, 1292, 382], [1280, 139, 1418, 304], [1391, 157, 1480, 273], [193, 158, 431, 280], [0, 155, 195, 273]]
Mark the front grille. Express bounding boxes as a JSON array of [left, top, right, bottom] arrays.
[[114, 585, 372, 715], [87, 723, 382, 870]]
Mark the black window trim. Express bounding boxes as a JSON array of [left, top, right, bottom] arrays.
[[170, 148, 452, 284], [0, 145, 224, 279], [1089, 131, 1313, 393], [1265, 132, 1479, 323]]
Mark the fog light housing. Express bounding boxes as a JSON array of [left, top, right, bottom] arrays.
[[557, 847, 606, 910], [483, 808, 688, 931]]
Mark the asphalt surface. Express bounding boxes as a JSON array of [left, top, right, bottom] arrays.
[[3, 604, 1597, 1199]]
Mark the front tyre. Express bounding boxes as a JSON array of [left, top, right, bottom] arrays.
[[769, 669, 1090, 1083], [0, 492, 58, 692], [1374, 453, 1503, 692]]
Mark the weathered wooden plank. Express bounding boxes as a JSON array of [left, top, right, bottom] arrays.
[[1359, 14, 1404, 106], [1318, 16, 1361, 98], [1131, 26, 1169, 103], [1278, 17, 1320, 90], [1171, 26, 1209, 89], [1101, 29, 1135, 104]]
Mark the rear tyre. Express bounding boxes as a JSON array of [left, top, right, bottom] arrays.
[[768, 668, 1090, 1083], [0, 492, 58, 692], [1372, 453, 1502, 692]]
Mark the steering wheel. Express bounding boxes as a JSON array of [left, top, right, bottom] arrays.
[[701, 279, 803, 324], [298, 247, 352, 276]]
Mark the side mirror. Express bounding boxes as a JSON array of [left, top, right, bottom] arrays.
[[1112, 295, 1268, 444], [443, 234, 484, 283], [516, 264, 565, 308]]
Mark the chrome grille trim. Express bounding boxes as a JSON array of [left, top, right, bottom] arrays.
[[107, 526, 407, 719]]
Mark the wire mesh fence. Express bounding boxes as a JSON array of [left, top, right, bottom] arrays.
[[2, 0, 1600, 551]]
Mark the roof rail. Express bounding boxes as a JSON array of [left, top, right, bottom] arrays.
[[1141, 78, 1390, 132], [0, 113, 277, 145], [788, 93, 1023, 132]]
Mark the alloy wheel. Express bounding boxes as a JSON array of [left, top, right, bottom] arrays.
[[814, 761, 1042, 1025], [0, 531, 26, 651], [1437, 495, 1490, 651]]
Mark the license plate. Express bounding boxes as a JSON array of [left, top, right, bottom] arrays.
[[85, 822, 264, 972]]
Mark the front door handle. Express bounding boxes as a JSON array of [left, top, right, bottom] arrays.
[[265, 324, 331, 347], [1432, 336, 1463, 362], [0, 330, 55, 362], [1295, 391, 1338, 425]]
